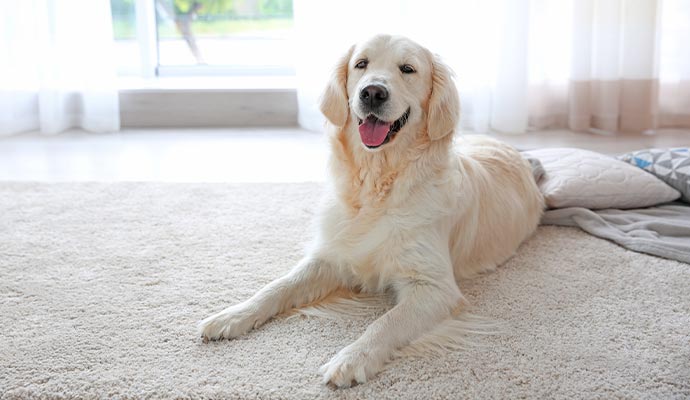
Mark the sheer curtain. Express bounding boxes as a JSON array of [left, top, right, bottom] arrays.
[[294, 0, 690, 135], [0, 0, 120, 136]]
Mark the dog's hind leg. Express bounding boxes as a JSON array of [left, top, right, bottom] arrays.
[[198, 257, 340, 341]]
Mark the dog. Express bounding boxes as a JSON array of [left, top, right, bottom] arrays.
[[198, 34, 544, 388]]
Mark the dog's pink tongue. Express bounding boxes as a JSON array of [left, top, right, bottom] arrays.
[[359, 117, 390, 146]]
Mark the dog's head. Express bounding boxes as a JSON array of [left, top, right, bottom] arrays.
[[320, 35, 460, 151]]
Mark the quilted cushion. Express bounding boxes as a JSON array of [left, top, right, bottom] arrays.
[[618, 148, 690, 203], [523, 148, 680, 209]]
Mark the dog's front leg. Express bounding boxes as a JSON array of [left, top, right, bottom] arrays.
[[320, 270, 462, 388], [198, 257, 340, 341]]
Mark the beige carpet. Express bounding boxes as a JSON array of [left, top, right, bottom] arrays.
[[1, 182, 688, 399]]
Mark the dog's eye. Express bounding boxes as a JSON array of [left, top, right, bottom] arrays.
[[400, 64, 416, 74], [354, 59, 368, 69]]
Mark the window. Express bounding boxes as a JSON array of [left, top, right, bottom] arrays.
[[111, 0, 142, 75], [110, 0, 294, 76]]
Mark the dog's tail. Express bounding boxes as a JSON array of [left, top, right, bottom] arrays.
[[286, 288, 387, 320], [288, 290, 502, 356], [396, 312, 502, 357]]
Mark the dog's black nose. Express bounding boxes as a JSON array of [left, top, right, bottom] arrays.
[[359, 85, 388, 109]]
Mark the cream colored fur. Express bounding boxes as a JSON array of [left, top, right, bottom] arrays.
[[198, 35, 544, 388]]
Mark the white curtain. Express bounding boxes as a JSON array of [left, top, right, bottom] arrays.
[[0, 0, 120, 136], [294, 0, 690, 135]]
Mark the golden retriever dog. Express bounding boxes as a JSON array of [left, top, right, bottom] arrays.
[[199, 34, 544, 387]]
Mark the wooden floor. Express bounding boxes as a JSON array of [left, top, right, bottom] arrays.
[[0, 128, 687, 182]]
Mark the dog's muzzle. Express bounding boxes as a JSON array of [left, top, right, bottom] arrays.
[[359, 84, 389, 110]]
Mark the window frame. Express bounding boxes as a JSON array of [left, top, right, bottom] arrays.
[[134, 0, 158, 78]]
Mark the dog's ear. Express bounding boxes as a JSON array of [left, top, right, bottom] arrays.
[[427, 55, 460, 140], [319, 45, 354, 127]]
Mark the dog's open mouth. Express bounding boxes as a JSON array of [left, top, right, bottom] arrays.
[[357, 108, 410, 149]]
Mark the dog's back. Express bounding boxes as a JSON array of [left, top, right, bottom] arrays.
[[450, 135, 544, 279]]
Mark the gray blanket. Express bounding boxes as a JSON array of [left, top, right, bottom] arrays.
[[542, 204, 690, 264]]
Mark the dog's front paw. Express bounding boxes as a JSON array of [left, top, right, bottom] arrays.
[[319, 343, 387, 388], [197, 303, 259, 342]]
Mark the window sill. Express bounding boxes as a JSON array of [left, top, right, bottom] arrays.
[[118, 75, 297, 91]]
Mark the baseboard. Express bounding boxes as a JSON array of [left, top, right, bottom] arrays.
[[119, 88, 298, 128]]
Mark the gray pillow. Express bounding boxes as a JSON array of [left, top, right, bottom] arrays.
[[522, 154, 546, 182], [618, 148, 690, 203]]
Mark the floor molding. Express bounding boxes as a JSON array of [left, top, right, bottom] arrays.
[[119, 89, 298, 128]]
